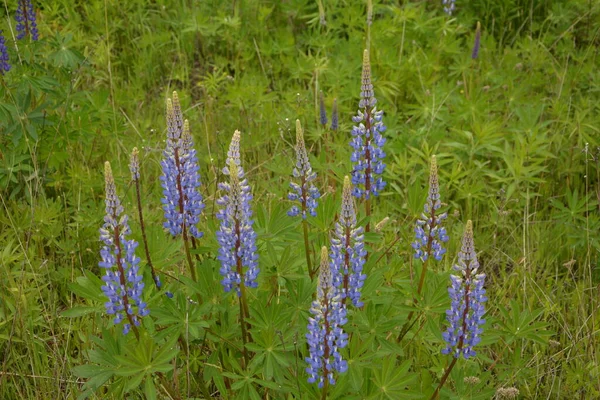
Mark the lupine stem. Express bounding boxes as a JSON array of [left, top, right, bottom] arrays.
[[430, 356, 457, 400], [303, 219, 313, 280], [182, 226, 197, 282], [235, 218, 251, 367], [133, 176, 160, 290], [300, 173, 314, 279]]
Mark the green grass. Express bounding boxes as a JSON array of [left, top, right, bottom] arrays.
[[1, 0, 599, 398]]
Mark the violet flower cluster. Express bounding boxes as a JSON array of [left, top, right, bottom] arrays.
[[16, 0, 39, 41], [330, 98, 338, 131], [288, 120, 320, 219], [441, 220, 487, 359], [160, 92, 205, 239], [0, 32, 9, 74], [306, 247, 348, 387], [99, 162, 149, 335], [443, 0, 456, 15], [330, 176, 367, 307], [412, 155, 449, 261], [350, 50, 386, 200], [216, 131, 259, 295], [319, 91, 328, 127]]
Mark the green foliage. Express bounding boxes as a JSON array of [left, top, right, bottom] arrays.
[[1, 0, 599, 399]]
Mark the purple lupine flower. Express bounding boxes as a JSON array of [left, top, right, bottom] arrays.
[[306, 246, 348, 388], [129, 147, 140, 181], [441, 221, 487, 359], [350, 50, 386, 200], [0, 32, 10, 74], [319, 91, 328, 126], [15, 0, 39, 41], [412, 155, 449, 262], [330, 98, 338, 131], [330, 176, 367, 307], [288, 120, 320, 219], [472, 22, 481, 60], [99, 162, 149, 335], [442, 0, 456, 15], [216, 131, 259, 295], [160, 92, 205, 239]]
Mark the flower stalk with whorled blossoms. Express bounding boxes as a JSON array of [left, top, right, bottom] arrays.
[[288, 120, 320, 279]]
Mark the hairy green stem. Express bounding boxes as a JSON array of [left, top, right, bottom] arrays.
[[133, 178, 160, 290]]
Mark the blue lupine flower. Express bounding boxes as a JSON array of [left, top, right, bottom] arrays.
[[330, 98, 338, 131], [472, 22, 481, 60], [330, 177, 367, 307], [99, 162, 149, 335], [306, 246, 348, 388], [160, 92, 205, 239], [129, 147, 140, 182], [0, 32, 9, 74], [216, 131, 259, 295], [412, 155, 449, 261], [350, 50, 386, 200], [319, 91, 328, 126], [288, 120, 320, 219], [443, 0, 456, 15], [15, 0, 39, 41], [441, 221, 487, 359]]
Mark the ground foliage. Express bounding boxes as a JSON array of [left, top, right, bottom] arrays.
[[1, 0, 599, 398]]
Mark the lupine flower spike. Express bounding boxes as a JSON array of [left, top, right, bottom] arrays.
[[0, 32, 10, 74], [130, 148, 161, 291], [472, 22, 481, 60], [431, 221, 486, 400], [350, 49, 386, 230], [16, 0, 39, 41], [442, 0, 456, 16], [330, 98, 338, 131], [412, 155, 449, 264], [398, 156, 449, 342], [288, 120, 320, 219], [441, 220, 486, 359], [319, 91, 328, 127], [306, 246, 348, 389], [330, 176, 367, 307], [216, 131, 259, 295], [99, 162, 149, 336], [160, 92, 205, 240]]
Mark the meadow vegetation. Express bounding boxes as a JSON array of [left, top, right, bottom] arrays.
[[0, 0, 599, 399]]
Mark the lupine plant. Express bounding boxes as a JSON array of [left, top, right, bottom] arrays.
[[330, 176, 367, 308], [216, 130, 259, 366], [98, 162, 149, 338], [350, 49, 386, 231], [3, 2, 582, 399], [431, 220, 487, 399], [306, 246, 348, 394], [398, 155, 449, 341], [160, 92, 205, 280], [288, 119, 320, 278], [16, 0, 39, 41]]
